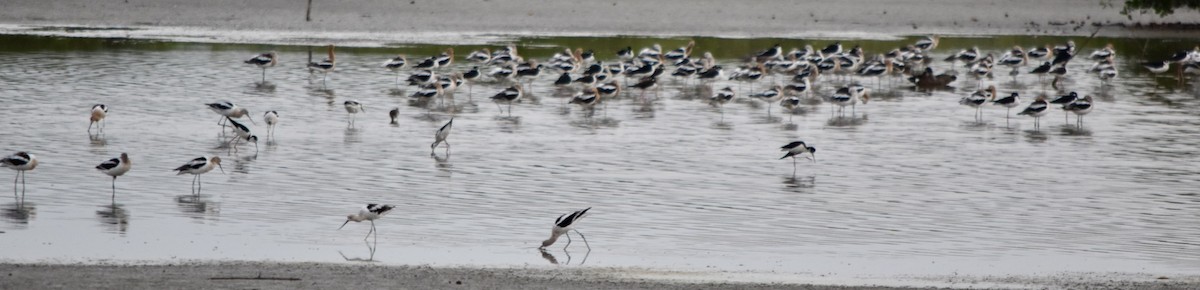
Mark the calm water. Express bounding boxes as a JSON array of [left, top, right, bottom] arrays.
[[1, 35, 1199, 277]]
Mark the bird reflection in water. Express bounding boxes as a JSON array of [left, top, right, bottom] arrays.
[[783, 175, 817, 191], [96, 202, 129, 234], [826, 114, 868, 127], [344, 127, 363, 144], [89, 133, 107, 148], [176, 195, 219, 221], [338, 240, 377, 262], [232, 154, 257, 175], [2, 200, 36, 226], [538, 248, 589, 266]]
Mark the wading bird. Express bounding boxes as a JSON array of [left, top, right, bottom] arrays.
[[244, 51, 277, 83], [339, 204, 396, 242], [780, 141, 816, 175], [491, 85, 524, 116], [540, 207, 591, 250], [1018, 95, 1050, 130], [95, 153, 131, 200], [89, 104, 108, 133], [173, 156, 223, 194], [263, 111, 279, 138], [344, 100, 365, 127], [2, 152, 37, 195], [308, 44, 336, 86], [431, 118, 453, 154], [207, 101, 255, 128]]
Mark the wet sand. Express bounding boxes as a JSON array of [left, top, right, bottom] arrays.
[[1, 0, 1199, 46], [2, 262, 1197, 290]]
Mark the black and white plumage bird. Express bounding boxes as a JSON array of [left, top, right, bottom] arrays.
[[554, 72, 573, 87], [435, 48, 454, 68], [95, 153, 131, 199], [1142, 61, 1170, 74], [491, 85, 524, 116], [616, 46, 633, 60], [1064, 95, 1093, 128], [89, 104, 108, 133], [1090, 43, 1116, 60], [960, 85, 995, 122], [339, 204, 397, 242], [914, 35, 938, 51], [1017, 95, 1050, 129], [431, 118, 452, 154], [410, 83, 444, 101], [830, 85, 869, 116], [780, 96, 802, 122], [750, 84, 784, 114], [466, 48, 491, 63], [992, 92, 1021, 121], [224, 117, 258, 153], [344, 100, 365, 127], [388, 108, 400, 125], [711, 86, 735, 107], [595, 80, 621, 100], [207, 101, 255, 127], [307, 45, 336, 86], [666, 40, 696, 61], [263, 111, 279, 138], [569, 87, 601, 110], [173, 156, 223, 194], [381, 54, 408, 84], [627, 76, 657, 100], [821, 42, 842, 56], [780, 141, 817, 174], [1027, 45, 1051, 59], [2, 152, 38, 193], [540, 207, 591, 250], [244, 51, 277, 83], [407, 69, 437, 86]]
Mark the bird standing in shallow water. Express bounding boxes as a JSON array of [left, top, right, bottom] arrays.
[[490, 85, 524, 116], [344, 100, 365, 127], [95, 153, 131, 200], [339, 204, 397, 243], [263, 111, 279, 139], [960, 85, 995, 122], [173, 156, 223, 195], [89, 104, 108, 133], [780, 141, 816, 175], [308, 45, 336, 87], [1064, 95, 1093, 128], [431, 118, 453, 155], [541, 207, 592, 250], [245, 51, 277, 83], [1018, 95, 1050, 130], [2, 152, 37, 196]]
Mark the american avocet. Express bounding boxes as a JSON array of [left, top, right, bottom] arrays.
[[491, 85, 524, 116], [414, 55, 438, 69], [780, 96, 801, 122], [1098, 66, 1118, 84], [569, 87, 601, 112], [595, 80, 621, 100], [244, 51, 278, 83], [1064, 95, 1093, 128], [914, 35, 939, 51], [263, 111, 279, 138], [462, 66, 481, 98], [95, 153, 131, 199], [173, 156, 223, 194], [1018, 95, 1050, 130], [696, 65, 724, 81], [998, 46, 1027, 76], [388, 108, 400, 125], [750, 84, 784, 115], [638, 44, 663, 59], [1090, 43, 1115, 60], [785, 77, 810, 97], [1049, 91, 1078, 124], [666, 40, 696, 61], [382, 54, 408, 85], [467, 48, 491, 63], [2, 152, 37, 195], [821, 42, 842, 56], [89, 104, 108, 133], [207, 101, 256, 128], [339, 204, 397, 242], [830, 85, 869, 116], [489, 64, 516, 80], [344, 100, 365, 127], [1030, 61, 1053, 81], [992, 92, 1021, 122], [960, 85, 994, 122], [307, 45, 336, 86], [780, 141, 816, 175], [554, 72, 573, 88], [1028, 45, 1051, 60], [1142, 61, 1170, 75], [754, 43, 783, 62], [225, 117, 258, 153], [407, 69, 437, 86], [540, 207, 591, 250], [431, 118, 452, 154], [435, 48, 454, 68], [616, 46, 633, 60], [628, 75, 657, 99], [711, 86, 735, 107], [515, 60, 543, 85]]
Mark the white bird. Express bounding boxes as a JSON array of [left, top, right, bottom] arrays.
[[382, 54, 407, 85], [89, 104, 108, 133], [2, 152, 38, 195], [173, 156, 224, 194], [308, 44, 336, 87], [431, 118, 453, 154], [263, 111, 279, 138], [1064, 95, 1094, 128], [490, 85, 524, 116], [750, 84, 784, 115], [339, 204, 397, 242], [780, 141, 817, 175], [95, 153, 131, 200], [344, 100, 365, 127], [1017, 95, 1051, 130], [540, 207, 592, 250]]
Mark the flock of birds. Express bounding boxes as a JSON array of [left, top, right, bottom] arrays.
[[5, 35, 1200, 252]]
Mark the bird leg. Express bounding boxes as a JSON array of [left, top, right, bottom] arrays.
[[364, 220, 375, 241], [564, 231, 573, 249], [111, 176, 117, 200], [574, 230, 591, 251]]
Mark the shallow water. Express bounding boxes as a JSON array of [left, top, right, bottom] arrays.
[[1, 35, 1199, 277]]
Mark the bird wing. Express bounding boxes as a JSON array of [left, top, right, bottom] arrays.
[[96, 157, 121, 170]]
